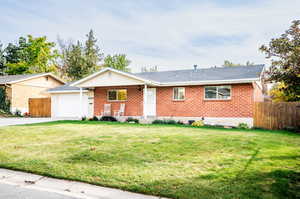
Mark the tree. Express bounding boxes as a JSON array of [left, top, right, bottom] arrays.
[[0, 87, 10, 112], [269, 83, 293, 102], [223, 60, 256, 67], [84, 30, 103, 74], [141, 66, 158, 72], [4, 37, 29, 74], [260, 20, 300, 101], [103, 54, 131, 72], [58, 29, 103, 80], [4, 35, 59, 75], [61, 41, 87, 80], [0, 42, 6, 75]]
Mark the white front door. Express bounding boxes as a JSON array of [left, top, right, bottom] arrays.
[[87, 96, 94, 118], [144, 88, 156, 116]]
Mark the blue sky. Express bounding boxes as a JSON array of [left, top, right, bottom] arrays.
[[1, 0, 299, 72]]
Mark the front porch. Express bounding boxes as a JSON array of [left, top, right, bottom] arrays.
[[79, 84, 156, 119], [72, 68, 159, 119]]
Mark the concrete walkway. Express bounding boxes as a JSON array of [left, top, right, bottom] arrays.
[[0, 118, 58, 127], [0, 183, 77, 199], [0, 169, 167, 199]]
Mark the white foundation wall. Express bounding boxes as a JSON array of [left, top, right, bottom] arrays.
[[117, 116, 253, 127]]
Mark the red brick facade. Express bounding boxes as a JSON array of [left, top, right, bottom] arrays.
[[94, 83, 257, 118], [156, 84, 253, 117], [94, 86, 143, 116]]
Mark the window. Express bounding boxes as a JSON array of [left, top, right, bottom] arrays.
[[204, 86, 231, 100], [107, 89, 127, 101], [173, 87, 185, 100]]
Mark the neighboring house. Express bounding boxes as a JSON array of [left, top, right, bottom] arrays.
[[0, 73, 64, 113], [48, 65, 265, 126]]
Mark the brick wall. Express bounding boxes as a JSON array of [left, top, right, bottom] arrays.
[[94, 83, 254, 118], [156, 84, 254, 117], [94, 86, 143, 116]]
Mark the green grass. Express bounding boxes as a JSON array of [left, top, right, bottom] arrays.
[[0, 121, 299, 199]]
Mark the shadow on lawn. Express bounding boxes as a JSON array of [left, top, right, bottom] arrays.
[[62, 146, 300, 199], [64, 148, 154, 165], [139, 169, 300, 199]]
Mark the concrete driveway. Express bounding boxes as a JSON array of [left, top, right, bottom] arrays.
[[0, 118, 57, 127]]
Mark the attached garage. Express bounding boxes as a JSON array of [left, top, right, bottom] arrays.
[[48, 85, 93, 118]]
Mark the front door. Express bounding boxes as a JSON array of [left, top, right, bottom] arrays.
[[144, 88, 156, 116]]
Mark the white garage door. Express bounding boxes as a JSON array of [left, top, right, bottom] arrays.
[[51, 93, 91, 118]]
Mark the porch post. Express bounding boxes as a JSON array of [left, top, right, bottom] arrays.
[[143, 84, 147, 119], [79, 87, 83, 118]]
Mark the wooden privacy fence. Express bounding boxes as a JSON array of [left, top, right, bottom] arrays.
[[29, 98, 51, 117], [254, 102, 300, 130]]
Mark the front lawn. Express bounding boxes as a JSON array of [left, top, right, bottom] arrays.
[[0, 121, 299, 199]]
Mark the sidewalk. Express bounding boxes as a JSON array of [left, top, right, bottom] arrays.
[[0, 168, 167, 199]]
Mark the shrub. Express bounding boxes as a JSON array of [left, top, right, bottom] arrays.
[[125, 117, 139, 124], [152, 119, 163, 124], [177, 120, 185, 125], [99, 116, 118, 122], [152, 119, 177, 125], [81, 116, 87, 121], [188, 120, 195, 125], [152, 119, 161, 124], [14, 109, 22, 117], [238, 123, 249, 129], [191, 120, 204, 127], [88, 116, 99, 121]]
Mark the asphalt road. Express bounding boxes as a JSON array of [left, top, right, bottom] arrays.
[[0, 183, 78, 199]]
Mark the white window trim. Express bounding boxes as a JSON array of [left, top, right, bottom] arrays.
[[107, 89, 127, 101], [204, 85, 232, 100], [173, 87, 185, 101]]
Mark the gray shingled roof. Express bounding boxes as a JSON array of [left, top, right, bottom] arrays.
[[135, 65, 264, 83], [48, 65, 264, 92], [0, 73, 47, 84], [48, 82, 88, 92]]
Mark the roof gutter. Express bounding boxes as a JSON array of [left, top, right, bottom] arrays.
[[156, 78, 260, 86], [47, 90, 89, 94]]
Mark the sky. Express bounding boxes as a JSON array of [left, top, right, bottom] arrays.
[[0, 0, 299, 72]]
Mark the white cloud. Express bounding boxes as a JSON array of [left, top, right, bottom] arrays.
[[0, 0, 299, 72]]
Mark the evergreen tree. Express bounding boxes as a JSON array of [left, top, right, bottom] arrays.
[[0, 42, 6, 75], [84, 30, 103, 74], [58, 29, 103, 80]]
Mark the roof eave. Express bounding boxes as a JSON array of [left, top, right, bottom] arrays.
[[7, 73, 65, 84], [157, 78, 260, 86], [47, 90, 89, 94], [70, 68, 160, 87]]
